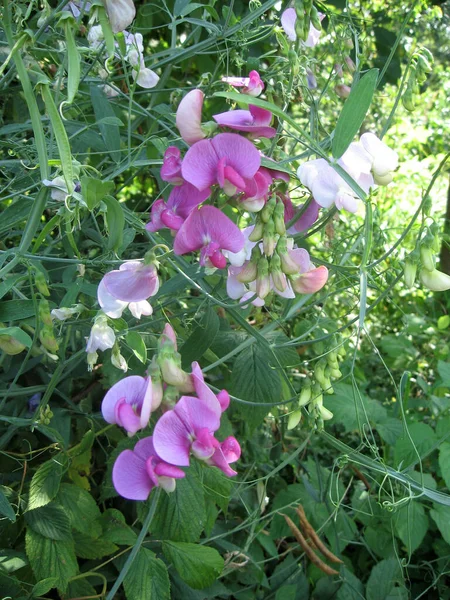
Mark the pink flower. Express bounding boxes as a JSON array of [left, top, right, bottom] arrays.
[[282, 195, 320, 233], [101, 375, 161, 435], [146, 182, 211, 233], [281, 8, 323, 47], [112, 436, 185, 499], [173, 205, 245, 269], [213, 105, 276, 139], [161, 146, 183, 184], [176, 90, 206, 145], [290, 264, 329, 294], [181, 132, 261, 196], [222, 70, 264, 97], [153, 395, 240, 476], [101, 261, 159, 303], [191, 361, 230, 411]]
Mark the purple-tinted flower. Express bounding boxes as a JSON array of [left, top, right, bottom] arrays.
[[282, 195, 320, 234], [102, 261, 159, 304], [86, 317, 115, 353], [146, 182, 211, 233], [281, 8, 323, 47], [153, 395, 240, 476], [173, 205, 245, 269], [104, 0, 136, 33], [181, 133, 261, 196], [335, 84, 351, 98], [222, 70, 264, 97], [98, 280, 153, 319], [113, 436, 185, 499], [160, 146, 183, 185], [191, 361, 230, 412], [176, 89, 206, 145], [102, 375, 161, 435], [213, 105, 276, 139], [28, 393, 42, 413]]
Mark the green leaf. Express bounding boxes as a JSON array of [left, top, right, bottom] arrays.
[[200, 465, 232, 513], [366, 558, 403, 600], [0, 486, 16, 521], [81, 176, 115, 211], [430, 504, 450, 544], [151, 470, 206, 542], [56, 483, 102, 536], [275, 585, 297, 600], [98, 508, 138, 545], [180, 308, 220, 369], [438, 442, 450, 489], [104, 195, 125, 252], [25, 504, 72, 541], [90, 85, 121, 163], [336, 567, 365, 600], [231, 344, 282, 429], [332, 69, 379, 159], [394, 501, 428, 554], [394, 422, 437, 469], [438, 361, 450, 386], [32, 577, 58, 596], [123, 548, 170, 600], [0, 299, 35, 321], [73, 531, 118, 559], [323, 383, 387, 433], [28, 456, 65, 511], [377, 418, 404, 446], [438, 315, 450, 330], [0, 326, 32, 348], [126, 331, 147, 364], [162, 542, 224, 590], [25, 529, 78, 593]]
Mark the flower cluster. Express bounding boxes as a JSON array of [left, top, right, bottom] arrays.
[[102, 325, 240, 500]]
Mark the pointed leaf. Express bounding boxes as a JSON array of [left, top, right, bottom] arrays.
[[123, 548, 170, 600], [162, 542, 224, 590]]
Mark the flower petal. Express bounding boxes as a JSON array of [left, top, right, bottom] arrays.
[[181, 139, 220, 191], [101, 375, 147, 424], [98, 280, 127, 318], [281, 8, 297, 41], [176, 89, 206, 145], [211, 133, 261, 180], [103, 264, 159, 303], [152, 408, 191, 466], [112, 449, 154, 500]]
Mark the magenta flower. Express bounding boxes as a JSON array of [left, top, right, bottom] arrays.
[[181, 132, 261, 196], [213, 105, 276, 139], [173, 205, 245, 269], [282, 195, 320, 233], [102, 375, 161, 435], [176, 89, 206, 145], [191, 361, 230, 412], [101, 261, 159, 304], [222, 70, 264, 97], [153, 395, 240, 476], [146, 182, 211, 233], [112, 436, 185, 499], [161, 146, 183, 185]]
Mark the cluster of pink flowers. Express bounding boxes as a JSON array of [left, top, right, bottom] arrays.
[[102, 324, 240, 500]]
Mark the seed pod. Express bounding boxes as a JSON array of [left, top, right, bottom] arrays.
[[298, 379, 312, 407], [97, 5, 116, 58], [64, 19, 80, 104], [310, 5, 322, 30]]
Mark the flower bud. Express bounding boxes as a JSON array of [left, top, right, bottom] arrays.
[[158, 349, 194, 393], [34, 270, 50, 296], [104, 0, 136, 34], [290, 265, 328, 294], [344, 56, 356, 73], [176, 90, 206, 145], [298, 378, 312, 407], [310, 6, 322, 30], [39, 299, 53, 327], [420, 268, 450, 292], [273, 201, 286, 236], [248, 215, 264, 242], [263, 220, 277, 257], [162, 385, 180, 409], [256, 257, 270, 299], [287, 409, 302, 430], [270, 253, 287, 292], [111, 347, 128, 372], [420, 243, 435, 272], [237, 246, 260, 283], [404, 258, 418, 288], [40, 325, 59, 354], [261, 196, 276, 224], [335, 84, 351, 98]]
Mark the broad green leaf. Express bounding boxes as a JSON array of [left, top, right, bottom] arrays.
[[104, 195, 125, 252], [98, 508, 137, 545], [25, 504, 72, 541], [323, 383, 387, 433], [332, 68, 379, 159], [0, 572, 23, 597], [336, 567, 365, 600], [438, 361, 450, 386], [200, 464, 232, 513], [151, 470, 206, 542], [439, 442, 450, 489], [0, 550, 27, 572], [270, 483, 306, 538], [27, 456, 66, 511], [430, 504, 450, 544], [394, 422, 437, 469], [162, 542, 224, 590], [438, 315, 450, 330], [231, 344, 282, 429], [275, 585, 297, 600], [25, 529, 78, 593], [0, 486, 16, 521], [81, 176, 115, 211], [72, 531, 118, 559], [0, 300, 35, 321], [377, 418, 404, 446], [32, 577, 58, 596], [366, 558, 403, 600], [365, 527, 395, 558], [180, 308, 220, 368], [394, 501, 428, 554], [123, 548, 170, 600], [126, 331, 147, 364], [90, 85, 121, 163], [56, 483, 102, 536]]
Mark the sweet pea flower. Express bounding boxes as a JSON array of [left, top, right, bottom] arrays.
[[43, 177, 81, 201], [146, 182, 211, 233], [176, 90, 206, 145], [86, 317, 115, 353], [213, 105, 276, 139], [290, 264, 329, 294], [360, 132, 399, 185], [102, 375, 162, 435], [101, 261, 159, 304], [222, 70, 264, 97], [181, 132, 261, 196], [282, 196, 320, 234], [153, 395, 240, 476], [104, 0, 136, 33], [280, 8, 323, 47], [113, 436, 185, 499], [160, 146, 183, 184], [420, 268, 450, 292], [173, 205, 245, 269], [191, 361, 230, 412], [124, 32, 159, 89]]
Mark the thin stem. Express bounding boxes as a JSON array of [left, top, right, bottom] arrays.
[[105, 488, 161, 600]]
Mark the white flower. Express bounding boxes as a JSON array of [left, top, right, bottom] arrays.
[[420, 268, 450, 292], [103, 0, 136, 33], [51, 305, 83, 321], [86, 318, 116, 353], [87, 25, 104, 49], [42, 177, 70, 201]]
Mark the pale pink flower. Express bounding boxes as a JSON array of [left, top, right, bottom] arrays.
[[176, 90, 206, 145]]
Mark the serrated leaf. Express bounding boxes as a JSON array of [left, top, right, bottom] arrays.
[[151, 470, 205, 542], [126, 331, 147, 364], [73, 531, 118, 559], [56, 483, 102, 536], [323, 383, 387, 432], [0, 486, 16, 521], [231, 344, 282, 429], [393, 501, 428, 554], [366, 559, 403, 600], [336, 567, 365, 600], [332, 69, 379, 159], [99, 508, 137, 545], [162, 542, 224, 590], [200, 465, 232, 513], [123, 548, 170, 600], [28, 456, 66, 510], [394, 422, 437, 469], [25, 504, 72, 541], [81, 176, 115, 211], [180, 308, 220, 369], [32, 577, 58, 596], [25, 529, 78, 593]]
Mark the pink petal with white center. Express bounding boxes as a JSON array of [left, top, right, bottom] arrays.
[[103, 263, 159, 303], [112, 449, 154, 500], [176, 89, 206, 145], [98, 280, 127, 318], [191, 427, 217, 460], [245, 71, 264, 96], [288, 248, 313, 273], [101, 375, 147, 424], [281, 8, 297, 41], [139, 378, 153, 428]]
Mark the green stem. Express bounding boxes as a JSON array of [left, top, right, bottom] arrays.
[[105, 488, 161, 600]]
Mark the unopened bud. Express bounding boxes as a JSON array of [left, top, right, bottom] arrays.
[[34, 270, 50, 296], [261, 196, 277, 224], [335, 84, 351, 98], [39, 299, 53, 327], [249, 215, 264, 242], [263, 220, 277, 257], [344, 56, 356, 73], [270, 253, 287, 292], [420, 243, 435, 272], [404, 258, 418, 288], [39, 325, 59, 353], [298, 378, 312, 406], [310, 6, 322, 30], [273, 201, 286, 236], [287, 409, 302, 430], [237, 246, 260, 283], [256, 257, 270, 299]]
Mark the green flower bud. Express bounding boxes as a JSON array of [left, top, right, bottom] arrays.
[[249, 215, 264, 242], [273, 201, 286, 236], [34, 270, 50, 296], [310, 5, 322, 30], [256, 257, 270, 299], [237, 246, 260, 283], [39, 299, 53, 327], [287, 409, 302, 430], [263, 220, 277, 257], [270, 253, 287, 292], [261, 196, 277, 224], [404, 259, 418, 288], [39, 325, 59, 353], [298, 378, 312, 407]]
